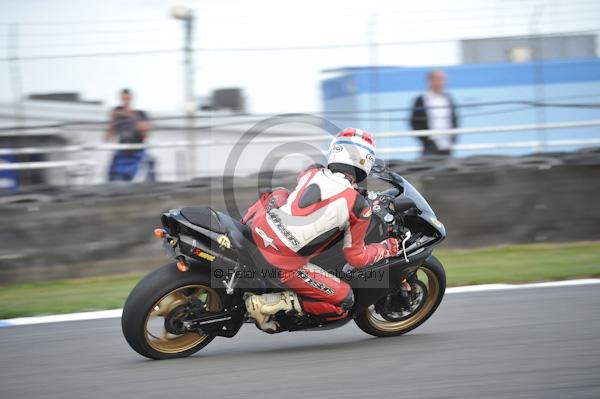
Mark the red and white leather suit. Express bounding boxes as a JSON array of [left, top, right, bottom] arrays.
[[243, 164, 393, 318]]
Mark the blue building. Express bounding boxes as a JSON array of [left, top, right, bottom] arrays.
[[321, 58, 600, 158]]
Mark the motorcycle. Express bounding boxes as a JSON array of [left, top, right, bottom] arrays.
[[121, 160, 447, 359]]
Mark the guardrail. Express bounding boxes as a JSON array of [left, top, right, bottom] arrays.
[[0, 119, 599, 171], [0, 160, 95, 171]]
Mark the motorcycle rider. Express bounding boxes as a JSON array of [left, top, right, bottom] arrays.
[[243, 128, 400, 332]]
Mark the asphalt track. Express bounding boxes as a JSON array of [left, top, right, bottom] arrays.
[[1, 285, 599, 399]]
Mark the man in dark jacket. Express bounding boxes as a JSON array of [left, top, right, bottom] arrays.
[[409, 70, 459, 156], [105, 88, 155, 182]]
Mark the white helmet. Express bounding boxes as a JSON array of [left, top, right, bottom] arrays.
[[327, 128, 376, 183]]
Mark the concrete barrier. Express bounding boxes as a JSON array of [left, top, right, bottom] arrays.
[[1, 151, 599, 284]]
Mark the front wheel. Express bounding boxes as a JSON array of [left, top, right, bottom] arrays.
[[121, 262, 225, 360], [354, 255, 446, 337]]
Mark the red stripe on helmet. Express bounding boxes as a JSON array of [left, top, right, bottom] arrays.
[[337, 128, 375, 147]]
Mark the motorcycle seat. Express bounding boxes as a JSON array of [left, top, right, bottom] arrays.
[[180, 206, 227, 234]]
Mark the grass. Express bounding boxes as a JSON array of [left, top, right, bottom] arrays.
[[0, 275, 142, 320], [1, 242, 599, 319], [438, 241, 600, 285]]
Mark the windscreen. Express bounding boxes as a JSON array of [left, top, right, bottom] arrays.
[[401, 177, 435, 215]]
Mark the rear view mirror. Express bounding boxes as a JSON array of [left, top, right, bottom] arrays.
[[371, 158, 387, 173], [393, 196, 416, 213]]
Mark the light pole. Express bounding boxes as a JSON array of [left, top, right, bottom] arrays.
[[367, 13, 379, 133], [171, 5, 197, 179], [529, 4, 547, 152], [7, 23, 25, 127]]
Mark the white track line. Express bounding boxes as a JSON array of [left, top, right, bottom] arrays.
[[1, 279, 599, 328], [446, 278, 600, 293], [0, 309, 122, 328]]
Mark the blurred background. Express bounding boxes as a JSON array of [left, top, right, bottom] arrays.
[[2, 3, 600, 398], [0, 0, 599, 287]]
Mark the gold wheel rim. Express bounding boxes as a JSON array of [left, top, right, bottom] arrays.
[[366, 266, 440, 333], [144, 284, 222, 354]]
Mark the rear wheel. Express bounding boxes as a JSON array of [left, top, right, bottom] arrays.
[[354, 256, 446, 337], [121, 262, 224, 359]]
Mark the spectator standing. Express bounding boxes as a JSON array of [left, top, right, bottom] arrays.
[[409, 70, 459, 156], [105, 89, 155, 182]]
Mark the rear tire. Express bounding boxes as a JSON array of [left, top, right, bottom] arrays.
[[354, 255, 446, 337], [121, 262, 224, 360]]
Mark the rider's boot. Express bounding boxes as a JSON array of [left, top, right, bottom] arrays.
[[245, 291, 303, 333]]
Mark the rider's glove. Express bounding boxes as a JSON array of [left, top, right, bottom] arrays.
[[380, 237, 400, 257]]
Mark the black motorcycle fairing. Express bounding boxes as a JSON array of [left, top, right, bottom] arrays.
[[275, 311, 353, 332], [381, 187, 400, 197], [375, 172, 446, 239], [310, 211, 388, 273]]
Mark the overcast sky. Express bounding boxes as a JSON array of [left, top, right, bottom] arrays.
[[1, 0, 599, 114]]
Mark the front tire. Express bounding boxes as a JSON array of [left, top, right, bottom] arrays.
[[354, 255, 446, 337], [121, 262, 224, 360]]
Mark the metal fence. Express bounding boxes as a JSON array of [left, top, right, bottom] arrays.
[[1, 119, 599, 180]]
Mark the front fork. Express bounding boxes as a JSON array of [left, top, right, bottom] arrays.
[[375, 269, 420, 315]]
